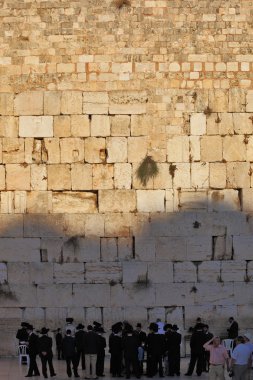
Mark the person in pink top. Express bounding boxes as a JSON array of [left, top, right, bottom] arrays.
[[203, 336, 229, 380]]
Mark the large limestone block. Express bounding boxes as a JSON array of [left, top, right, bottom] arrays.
[[189, 136, 200, 161], [227, 162, 250, 188], [48, 164, 71, 190], [246, 136, 253, 161], [29, 262, 54, 285], [148, 262, 173, 283], [233, 113, 253, 134], [53, 115, 71, 137], [0, 238, 40, 262], [2, 138, 24, 163], [174, 261, 197, 282], [71, 163, 92, 190], [6, 164, 30, 190], [24, 214, 66, 237], [37, 284, 73, 307], [85, 137, 106, 163], [131, 115, 152, 136], [200, 136, 222, 162], [72, 284, 110, 307], [167, 136, 189, 162], [246, 91, 253, 112], [192, 283, 235, 306], [0, 284, 38, 307], [233, 283, 253, 305], [137, 190, 165, 212], [153, 163, 173, 189], [62, 237, 101, 263], [210, 163, 226, 189], [209, 90, 229, 112], [190, 113, 206, 135], [24, 138, 42, 164], [54, 263, 84, 284], [19, 116, 53, 137], [179, 190, 208, 211], [128, 137, 148, 163], [93, 164, 114, 189], [187, 236, 212, 260], [0, 93, 14, 115], [31, 164, 47, 190], [91, 115, 110, 137], [7, 262, 29, 284], [44, 91, 61, 115], [85, 262, 122, 284], [173, 163, 191, 188], [114, 163, 132, 189], [101, 237, 118, 261], [111, 115, 130, 136], [110, 284, 155, 307], [122, 262, 147, 284], [135, 238, 156, 261], [191, 162, 209, 189], [0, 116, 18, 137], [241, 189, 253, 211], [104, 213, 132, 237], [44, 138, 60, 163], [71, 115, 90, 137], [14, 191, 27, 213], [118, 237, 133, 261], [198, 261, 221, 283], [233, 236, 253, 260], [27, 191, 52, 213], [221, 261, 246, 282], [84, 214, 105, 237], [109, 91, 148, 114], [52, 192, 97, 213], [223, 136, 246, 161], [156, 237, 187, 261], [208, 190, 240, 211], [60, 138, 85, 163], [99, 190, 136, 212], [206, 113, 233, 135], [155, 283, 194, 306], [0, 214, 23, 237], [106, 137, 127, 163], [61, 91, 82, 114], [14, 92, 43, 115], [229, 88, 246, 112], [0, 263, 7, 283], [83, 92, 109, 115]]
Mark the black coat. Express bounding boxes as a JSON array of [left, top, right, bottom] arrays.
[[84, 331, 99, 354], [75, 330, 87, 351], [146, 333, 165, 356], [55, 332, 62, 347], [190, 330, 206, 354], [135, 330, 147, 346], [16, 328, 29, 342], [62, 335, 76, 358], [28, 333, 39, 355], [122, 334, 139, 358], [38, 335, 53, 355], [227, 321, 239, 339], [109, 334, 122, 354], [97, 334, 106, 354]]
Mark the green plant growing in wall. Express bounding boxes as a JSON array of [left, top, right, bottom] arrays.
[[136, 156, 159, 186]]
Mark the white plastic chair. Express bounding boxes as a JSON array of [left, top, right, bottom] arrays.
[[18, 344, 29, 365], [222, 339, 234, 357]]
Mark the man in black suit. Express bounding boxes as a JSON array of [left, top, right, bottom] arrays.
[[25, 324, 40, 377], [75, 323, 86, 370], [146, 322, 165, 378], [227, 317, 239, 339], [109, 322, 123, 377], [185, 323, 206, 377], [38, 327, 56, 378], [62, 329, 80, 378], [94, 325, 106, 377], [135, 323, 146, 375], [84, 325, 100, 379], [55, 328, 63, 360], [122, 324, 140, 379]]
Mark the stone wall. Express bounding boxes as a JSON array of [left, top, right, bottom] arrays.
[[0, 0, 253, 355]]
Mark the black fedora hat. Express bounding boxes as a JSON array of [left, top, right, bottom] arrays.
[[40, 327, 49, 335], [149, 322, 158, 332], [66, 317, 74, 323], [76, 323, 85, 330]]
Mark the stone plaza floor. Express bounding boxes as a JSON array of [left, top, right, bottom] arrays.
[[0, 356, 216, 380]]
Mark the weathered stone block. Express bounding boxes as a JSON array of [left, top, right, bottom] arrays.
[[37, 284, 73, 307], [71, 115, 90, 137], [101, 237, 117, 262], [71, 163, 92, 190], [148, 262, 173, 283], [73, 284, 110, 307], [179, 190, 208, 211], [156, 237, 187, 261], [135, 238, 156, 261], [221, 261, 246, 282], [53, 115, 71, 137], [48, 164, 71, 190], [60, 138, 84, 163], [208, 190, 240, 211], [174, 261, 197, 283], [131, 115, 152, 136], [118, 237, 133, 261], [114, 163, 132, 189], [0, 116, 18, 137], [31, 164, 47, 190], [106, 137, 127, 163], [155, 283, 194, 306], [84, 137, 106, 163], [14, 191, 27, 213], [104, 213, 132, 237], [99, 190, 136, 212], [233, 236, 253, 260], [52, 192, 97, 213], [122, 262, 147, 283], [7, 262, 30, 284], [0, 262, 7, 283], [209, 90, 229, 112], [223, 136, 246, 161], [189, 136, 200, 161], [0, 93, 14, 115], [0, 238, 40, 262], [85, 262, 122, 284], [229, 88, 246, 112], [91, 115, 110, 137], [153, 163, 173, 189], [190, 113, 206, 135], [200, 136, 222, 162], [137, 190, 165, 212], [173, 163, 191, 188], [24, 214, 66, 237], [109, 91, 147, 115], [44, 91, 61, 115], [191, 162, 209, 189], [233, 113, 253, 134], [6, 164, 30, 190], [111, 284, 155, 307], [111, 115, 130, 136], [210, 163, 226, 189], [83, 92, 109, 115], [54, 263, 84, 283], [27, 191, 52, 214], [93, 164, 113, 189], [14, 92, 43, 115], [61, 91, 82, 114], [207, 113, 233, 135], [187, 236, 212, 260], [246, 91, 253, 112], [2, 138, 24, 164], [227, 162, 250, 188], [128, 137, 148, 163], [167, 136, 189, 162], [19, 116, 53, 137], [44, 138, 60, 163], [198, 261, 221, 283], [84, 214, 105, 237]]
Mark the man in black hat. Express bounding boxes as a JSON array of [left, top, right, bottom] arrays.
[[65, 317, 76, 337], [55, 328, 63, 360], [38, 327, 56, 378], [109, 322, 123, 377], [146, 323, 165, 378], [185, 323, 206, 376], [84, 325, 99, 379], [62, 329, 80, 378], [134, 323, 146, 375], [25, 324, 40, 377], [122, 324, 140, 379], [94, 325, 106, 377], [75, 323, 86, 371], [16, 322, 29, 364]]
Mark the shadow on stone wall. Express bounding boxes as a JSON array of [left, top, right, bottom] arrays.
[[0, 197, 253, 355]]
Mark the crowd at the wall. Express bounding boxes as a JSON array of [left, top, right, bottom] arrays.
[[16, 316, 253, 380]]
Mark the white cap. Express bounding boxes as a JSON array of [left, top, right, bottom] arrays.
[[243, 332, 251, 341]]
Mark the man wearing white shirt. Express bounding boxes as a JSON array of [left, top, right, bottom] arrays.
[[230, 336, 252, 380]]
